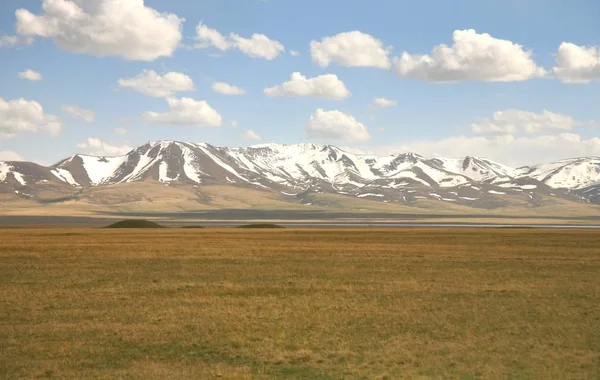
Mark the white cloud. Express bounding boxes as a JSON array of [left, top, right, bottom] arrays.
[[230, 120, 239, 129], [471, 109, 577, 135], [385, 134, 600, 167], [229, 33, 284, 60], [242, 130, 261, 140], [394, 29, 546, 82], [0, 151, 23, 161], [365, 109, 592, 165], [264, 72, 351, 100], [114, 127, 128, 135], [62, 105, 95, 122], [195, 23, 284, 60], [306, 109, 370, 141], [143, 97, 222, 127], [18, 69, 42, 81], [364, 109, 593, 165], [77, 137, 132, 156], [310, 31, 391, 69], [0, 97, 61, 138], [0, 35, 32, 48], [290, 50, 300, 57], [553, 42, 600, 84], [369, 98, 398, 109], [195, 23, 230, 51], [118, 70, 194, 98], [15, 0, 183, 61], [212, 82, 245, 95]]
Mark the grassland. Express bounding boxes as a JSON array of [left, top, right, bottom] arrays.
[[4, 183, 600, 220], [1, 228, 599, 379]]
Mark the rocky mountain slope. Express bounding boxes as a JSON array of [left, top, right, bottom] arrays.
[[1, 141, 599, 207]]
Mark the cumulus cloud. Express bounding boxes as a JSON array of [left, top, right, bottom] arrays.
[[62, 105, 95, 122], [0, 35, 33, 48], [15, 0, 183, 61], [553, 42, 600, 84], [0, 97, 61, 138], [118, 70, 194, 98], [385, 134, 600, 167], [394, 29, 546, 82], [212, 82, 245, 95], [18, 69, 42, 81], [114, 127, 128, 135], [195, 23, 284, 60], [143, 97, 222, 127], [306, 109, 370, 141], [310, 31, 391, 69], [195, 23, 230, 51], [229, 33, 284, 60], [0, 151, 23, 161], [77, 137, 132, 156], [369, 98, 398, 109], [264, 72, 351, 100], [471, 109, 577, 135], [368, 109, 592, 165], [242, 130, 261, 140], [290, 50, 300, 56]]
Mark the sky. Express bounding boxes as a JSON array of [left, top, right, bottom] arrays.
[[0, 0, 599, 167]]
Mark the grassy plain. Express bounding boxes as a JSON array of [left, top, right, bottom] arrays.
[[1, 228, 599, 379], [3, 183, 600, 220]]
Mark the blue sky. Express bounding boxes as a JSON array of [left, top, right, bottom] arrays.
[[0, 0, 599, 166]]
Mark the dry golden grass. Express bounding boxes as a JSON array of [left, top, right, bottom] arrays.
[[1, 228, 599, 379], [3, 183, 600, 223]]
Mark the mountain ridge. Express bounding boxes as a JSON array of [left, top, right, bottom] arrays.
[[2, 140, 599, 208]]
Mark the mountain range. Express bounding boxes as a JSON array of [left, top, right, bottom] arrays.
[[1, 141, 599, 212]]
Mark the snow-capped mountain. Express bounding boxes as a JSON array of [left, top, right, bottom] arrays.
[[515, 157, 600, 190], [48, 142, 516, 189], [1, 141, 599, 206], [1, 161, 72, 190]]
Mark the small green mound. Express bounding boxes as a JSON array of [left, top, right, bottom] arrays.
[[236, 223, 284, 229], [104, 219, 164, 229]]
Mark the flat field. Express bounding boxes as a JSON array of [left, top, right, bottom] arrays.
[[1, 228, 599, 379]]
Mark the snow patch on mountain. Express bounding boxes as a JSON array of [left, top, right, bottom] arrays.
[[436, 157, 514, 181], [357, 193, 384, 197], [159, 161, 174, 182], [51, 168, 80, 187], [0, 163, 27, 186], [0, 163, 10, 182], [79, 155, 128, 185], [198, 145, 248, 182], [12, 172, 26, 186], [181, 145, 203, 184]]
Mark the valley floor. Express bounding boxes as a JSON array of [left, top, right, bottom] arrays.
[[1, 228, 599, 379]]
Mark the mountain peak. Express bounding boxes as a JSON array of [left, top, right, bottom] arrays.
[[147, 140, 182, 147]]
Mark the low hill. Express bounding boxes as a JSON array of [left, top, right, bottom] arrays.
[[104, 219, 164, 229], [236, 223, 284, 229]]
